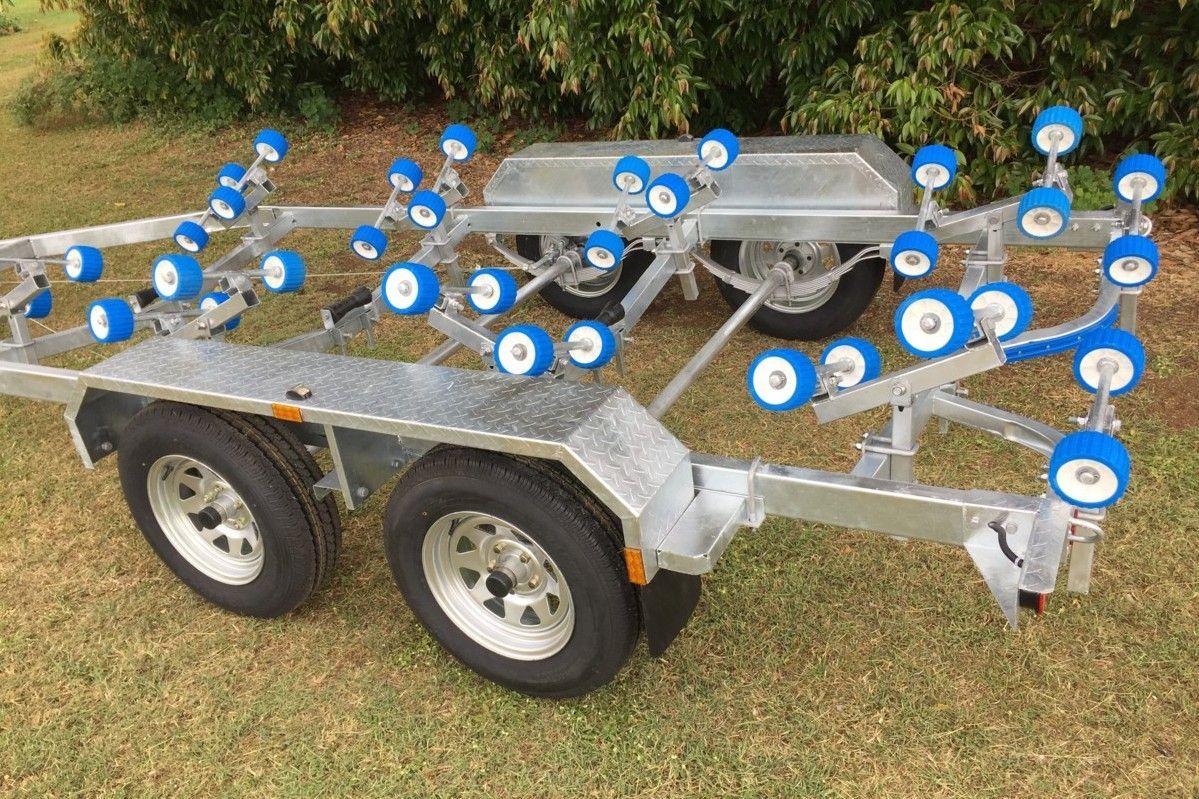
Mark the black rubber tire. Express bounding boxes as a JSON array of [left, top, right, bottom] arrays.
[[515, 234, 653, 319], [208, 409, 341, 589], [711, 240, 885, 341], [383, 447, 640, 697], [118, 401, 334, 617]]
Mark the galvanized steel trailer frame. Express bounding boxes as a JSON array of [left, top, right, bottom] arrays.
[[0, 133, 1143, 645]]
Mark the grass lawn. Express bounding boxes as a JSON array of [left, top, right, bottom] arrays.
[[1, 1, 1198, 796]]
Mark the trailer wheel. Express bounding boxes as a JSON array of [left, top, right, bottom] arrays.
[[207, 409, 342, 589], [118, 402, 337, 617], [383, 447, 639, 697], [711, 240, 884, 340], [515, 234, 652, 319]]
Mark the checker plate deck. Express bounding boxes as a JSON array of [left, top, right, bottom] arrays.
[[81, 338, 693, 539]]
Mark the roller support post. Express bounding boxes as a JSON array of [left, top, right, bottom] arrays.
[[200, 211, 299, 278], [169, 290, 254, 340], [1040, 132, 1063, 189], [1117, 288, 1138, 333], [886, 397, 918, 483], [235, 152, 270, 192], [914, 166, 942, 230], [647, 263, 791, 419], [372, 180, 408, 230], [815, 358, 857, 393], [614, 219, 701, 334], [431, 151, 459, 195], [444, 282, 502, 298], [1083, 359, 1117, 434], [426, 308, 498, 356], [608, 183, 635, 230], [971, 303, 1006, 339], [418, 254, 575, 365], [1126, 181, 1146, 240]]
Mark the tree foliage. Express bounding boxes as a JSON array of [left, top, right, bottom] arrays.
[[26, 0, 1199, 198]]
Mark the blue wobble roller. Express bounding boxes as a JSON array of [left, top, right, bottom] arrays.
[[1031, 106, 1083, 156]]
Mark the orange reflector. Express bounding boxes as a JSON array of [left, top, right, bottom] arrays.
[[271, 403, 304, 423], [623, 548, 647, 585]]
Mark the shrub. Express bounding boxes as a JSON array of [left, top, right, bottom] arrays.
[[22, 0, 1199, 200], [783, 1, 1199, 203], [0, 0, 21, 36]]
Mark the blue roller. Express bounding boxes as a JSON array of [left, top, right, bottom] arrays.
[[216, 163, 247, 189], [819, 337, 881, 389], [911, 144, 957, 190], [199, 291, 242, 331], [967, 281, 1034, 342], [350, 224, 388, 261], [253, 129, 289, 163], [1073, 328, 1145, 396], [1049, 431, 1131, 508], [646, 173, 691, 219], [894, 287, 974, 358], [584, 230, 625, 271], [494, 324, 556, 376], [440, 124, 477, 162], [1113, 154, 1166, 203], [381, 262, 440, 315], [698, 128, 740, 171], [889, 230, 939, 278], [1017, 187, 1071, 239], [1102, 235, 1159, 288], [388, 158, 423, 192], [1031, 106, 1083, 156], [152, 254, 204, 301], [260, 250, 306, 293], [408, 190, 447, 230], [173, 220, 209, 254], [87, 298, 135, 343], [466, 268, 518, 314], [25, 289, 52, 319], [612, 155, 651, 194], [747, 349, 817, 411], [208, 185, 246, 221], [564, 320, 617, 369], [63, 245, 104, 283]]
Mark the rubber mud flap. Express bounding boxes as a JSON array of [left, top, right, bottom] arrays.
[[638, 567, 702, 656]]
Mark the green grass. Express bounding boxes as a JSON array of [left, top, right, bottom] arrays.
[[2, 2, 1199, 795]]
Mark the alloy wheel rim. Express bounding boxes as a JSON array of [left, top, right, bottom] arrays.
[[421, 511, 575, 660], [146, 455, 264, 585]]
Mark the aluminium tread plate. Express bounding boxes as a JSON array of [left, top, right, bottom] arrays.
[[81, 337, 690, 522], [485, 134, 914, 213]]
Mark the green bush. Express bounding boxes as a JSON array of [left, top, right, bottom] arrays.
[[21, 0, 1199, 200], [0, 0, 21, 35]]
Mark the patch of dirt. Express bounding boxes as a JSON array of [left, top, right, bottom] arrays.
[[1147, 371, 1199, 430]]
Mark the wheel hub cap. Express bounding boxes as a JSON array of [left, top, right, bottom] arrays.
[[737, 240, 841, 313], [422, 511, 574, 660], [146, 455, 263, 585]]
